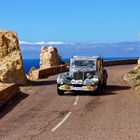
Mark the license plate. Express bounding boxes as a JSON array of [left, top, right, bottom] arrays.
[[71, 87, 82, 91]]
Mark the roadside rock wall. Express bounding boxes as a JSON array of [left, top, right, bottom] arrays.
[[28, 64, 68, 80], [0, 83, 20, 106], [0, 30, 27, 85]]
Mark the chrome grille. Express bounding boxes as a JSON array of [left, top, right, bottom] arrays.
[[73, 71, 83, 80]]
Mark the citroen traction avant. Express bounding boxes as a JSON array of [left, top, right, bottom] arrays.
[[57, 56, 108, 95]]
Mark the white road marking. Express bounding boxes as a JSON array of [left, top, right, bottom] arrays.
[[73, 96, 79, 106], [51, 112, 72, 132]]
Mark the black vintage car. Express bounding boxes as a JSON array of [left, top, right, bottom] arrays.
[[57, 56, 108, 95]]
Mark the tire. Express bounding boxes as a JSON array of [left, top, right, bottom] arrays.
[[57, 84, 64, 95], [103, 69, 108, 87], [103, 80, 107, 87], [96, 81, 102, 93]]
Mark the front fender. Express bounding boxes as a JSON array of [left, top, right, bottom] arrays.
[[57, 72, 71, 85]]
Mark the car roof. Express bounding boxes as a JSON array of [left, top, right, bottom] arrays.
[[71, 56, 101, 60]]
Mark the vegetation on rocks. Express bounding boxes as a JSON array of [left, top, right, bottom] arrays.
[[124, 59, 140, 93]]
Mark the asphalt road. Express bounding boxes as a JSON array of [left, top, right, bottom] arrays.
[[0, 65, 140, 140]]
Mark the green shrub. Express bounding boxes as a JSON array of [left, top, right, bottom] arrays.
[[134, 73, 140, 80], [132, 81, 140, 88]]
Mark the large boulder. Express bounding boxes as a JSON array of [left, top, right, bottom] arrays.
[[0, 30, 27, 85], [40, 46, 60, 69]]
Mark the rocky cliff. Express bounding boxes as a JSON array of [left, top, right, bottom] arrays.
[[0, 30, 27, 85], [123, 58, 140, 93], [40, 46, 60, 69]]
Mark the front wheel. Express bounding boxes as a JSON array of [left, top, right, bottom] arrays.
[[96, 82, 102, 93], [57, 84, 64, 95]]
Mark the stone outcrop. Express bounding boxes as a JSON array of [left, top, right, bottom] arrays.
[[123, 58, 140, 93], [0, 30, 27, 85], [40, 46, 60, 69]]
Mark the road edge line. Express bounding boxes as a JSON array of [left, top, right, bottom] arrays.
[[73, 96, 79, 105]]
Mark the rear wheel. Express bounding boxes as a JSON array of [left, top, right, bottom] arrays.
[[57, 84, 64, 95], [103, 80, 107, 87], [103, 70, 108, 87]]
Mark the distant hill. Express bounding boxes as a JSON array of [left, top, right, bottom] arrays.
[[20, 41, 140, 59]]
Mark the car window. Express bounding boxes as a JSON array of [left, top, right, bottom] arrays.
[[73, 60, 96, 68]]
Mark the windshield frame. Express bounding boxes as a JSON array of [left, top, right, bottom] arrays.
[[70, 59, 96, 70]]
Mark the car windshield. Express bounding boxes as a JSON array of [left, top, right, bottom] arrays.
[[72, 60, 96, 68]]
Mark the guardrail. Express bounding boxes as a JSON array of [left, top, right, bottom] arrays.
[[39, 64, 68, 79], [30, 64, 69, 79], [103, 59, 138, 67]]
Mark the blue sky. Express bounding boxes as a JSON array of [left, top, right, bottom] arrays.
[[1, 0, 140, 42]]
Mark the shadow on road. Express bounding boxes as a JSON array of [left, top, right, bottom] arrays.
[[26, 80, 57, 87], [0, 92, 29, 119], [64, 91, 116, 96], [105, 85, 131, 92], [63, 85, 131, 96]]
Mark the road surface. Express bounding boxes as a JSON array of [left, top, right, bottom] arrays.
[[0, 65, 140, 140]]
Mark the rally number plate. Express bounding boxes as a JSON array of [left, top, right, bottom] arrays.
[[71, 87, 82, 91]]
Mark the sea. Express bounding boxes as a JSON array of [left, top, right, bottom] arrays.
[[23, 57, 139, 74]]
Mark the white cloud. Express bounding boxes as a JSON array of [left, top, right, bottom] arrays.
[[19, 41, 65, 45], [35, 41, 46, 45], [45, 41, 64, 45], [19, 41, 29, 44]]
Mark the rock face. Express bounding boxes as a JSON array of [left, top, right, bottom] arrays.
[[124, 58, 140, 93], [40, 46, 60, 69], [134, 58, 140, 72], [0, 30, 27, 85]]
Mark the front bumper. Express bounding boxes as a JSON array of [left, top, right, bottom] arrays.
[[58, 85, 98, 91]]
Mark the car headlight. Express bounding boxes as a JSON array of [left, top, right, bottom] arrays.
[[84, 78, 95, 85], [92, 75, 99, 82], [76, 80, 83, 84], [71, 79, 76, 84], [57, 78, 64, 84], [86, 73, 92, 78]]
